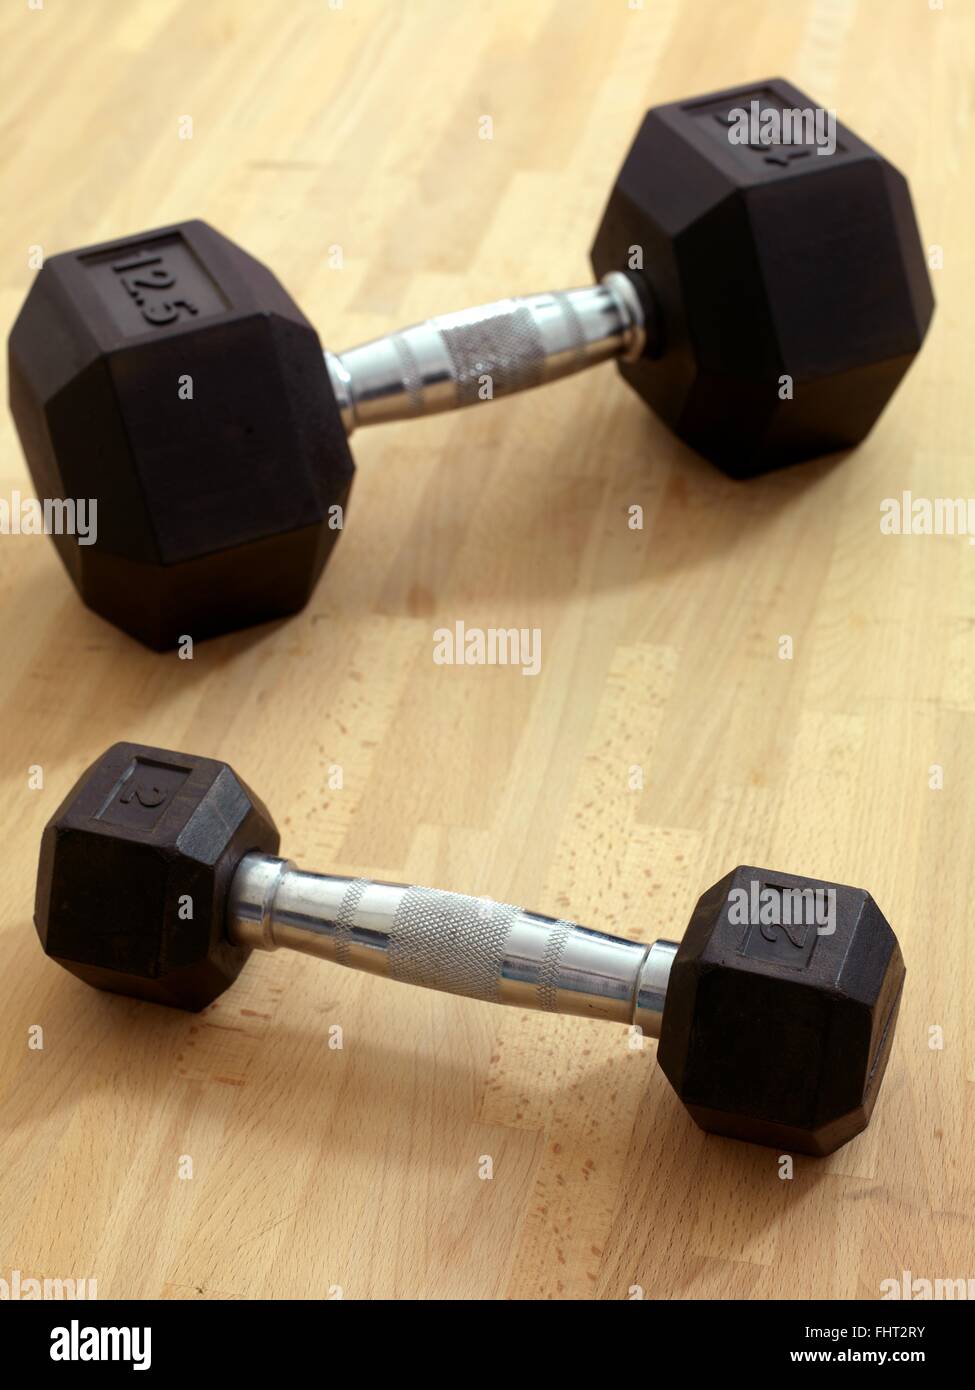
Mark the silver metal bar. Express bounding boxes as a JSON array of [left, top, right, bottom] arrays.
[[228, 853, 675, 1036], [325, 271, 647, 434]]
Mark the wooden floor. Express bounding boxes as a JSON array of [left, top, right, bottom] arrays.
[[1, 0, 972, 1301]]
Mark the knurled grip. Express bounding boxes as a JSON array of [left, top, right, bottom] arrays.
[[387, 885, 522, 1002], [332, 876, 369, 967], [431, 295, 584, 405]]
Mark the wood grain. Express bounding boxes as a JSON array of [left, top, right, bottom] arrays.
[[0, 0, 972, 1300]]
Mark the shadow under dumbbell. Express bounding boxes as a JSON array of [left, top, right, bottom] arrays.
[[7, 975, 635, 1172], [5, 399, 848, 667], [324, 409, 851, 622]]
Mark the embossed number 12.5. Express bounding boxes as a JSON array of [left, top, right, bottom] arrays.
[[111, 250, 199, 327]]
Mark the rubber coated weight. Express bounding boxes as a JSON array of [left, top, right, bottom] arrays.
[[35, 742, 279, 1009], [8, 222, 354, 649], [657, 865, 904, 1155], [591, 77, 934, 474]]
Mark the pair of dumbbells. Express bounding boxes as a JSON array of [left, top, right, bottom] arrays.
[[9, 78, 933, 648], [37, 741, 905, 1156]]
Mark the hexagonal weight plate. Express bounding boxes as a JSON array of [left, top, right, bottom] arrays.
[[591, 77, 934, 476], [657, 865, 905, 1155], [35, 742, 280, 1010], [8, 221, 355, 648]]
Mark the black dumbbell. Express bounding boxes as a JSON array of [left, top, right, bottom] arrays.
[[9, 78, 933, 650], [36, 741, 905, 1155]]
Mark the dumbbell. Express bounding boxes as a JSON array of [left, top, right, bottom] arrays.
[[9, 77, 934, 650], [36, 741, 905, 1156]]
